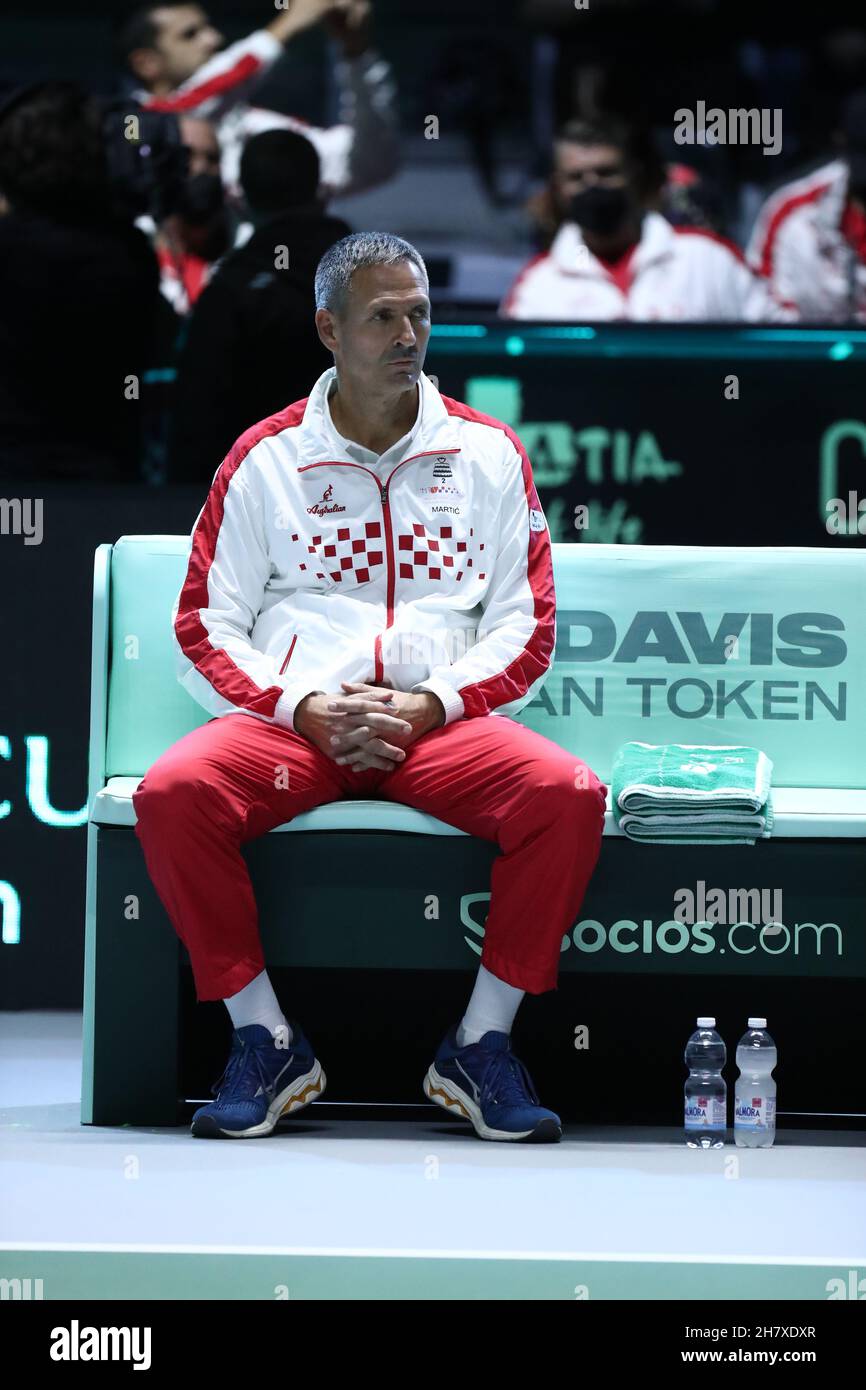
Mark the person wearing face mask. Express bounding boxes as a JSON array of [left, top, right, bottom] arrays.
[[747, 89, 866, 322], [146, 114, 230, 315], [167, 128, 351, 481], [501, 116, 794, 321]]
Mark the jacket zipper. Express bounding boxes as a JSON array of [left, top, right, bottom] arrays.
[[298, 449, 460, 682]]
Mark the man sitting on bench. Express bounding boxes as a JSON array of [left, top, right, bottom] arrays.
[[133, 230, 607, 1143]]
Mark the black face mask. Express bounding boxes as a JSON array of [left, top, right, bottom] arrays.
[[174, 172, 225, 224], [567, 184, 632, 235]]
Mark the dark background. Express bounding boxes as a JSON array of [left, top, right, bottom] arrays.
[[6, 0, 866, 208]]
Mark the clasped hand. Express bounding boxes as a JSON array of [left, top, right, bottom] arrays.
[[294, 681, 444, 772]]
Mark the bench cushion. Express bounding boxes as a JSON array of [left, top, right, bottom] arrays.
[[91, 777, 866, 838]]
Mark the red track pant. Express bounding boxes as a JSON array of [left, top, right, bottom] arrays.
[[132, 712, 607, 1001]]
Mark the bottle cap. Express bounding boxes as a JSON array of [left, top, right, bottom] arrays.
[[697, 1016, 715, 1027], [748, 1016, 767, 1028]]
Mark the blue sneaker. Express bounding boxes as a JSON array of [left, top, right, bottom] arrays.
[[191, 1019, 326, 1139], [423, 1025, 562, 1142]]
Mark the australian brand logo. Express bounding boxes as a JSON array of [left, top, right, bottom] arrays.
[[307, 482, 346, 518]]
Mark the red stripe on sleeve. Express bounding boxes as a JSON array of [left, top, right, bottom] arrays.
[[174, 400, 308, 715], [142, 53, 262, 114], [500, 251, 549, 315], [751, 181, 832, 278], [441, 398, 557, 717]]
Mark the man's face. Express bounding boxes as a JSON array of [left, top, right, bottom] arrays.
[[145, 5, 224, 88], [179, 116, 221, 177], [552, 141, 629, 216], [317, 261, 431, 396]]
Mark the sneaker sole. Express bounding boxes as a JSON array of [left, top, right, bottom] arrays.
[[191, 1058, 327, 1139], [422, 1064, 561, 1143]]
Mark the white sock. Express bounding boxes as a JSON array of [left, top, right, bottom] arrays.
[[223, 969, 291, 1043], [456, 963, 525, 1047]]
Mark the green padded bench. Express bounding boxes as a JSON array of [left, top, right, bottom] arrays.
[[82, 537, 866, 1125]]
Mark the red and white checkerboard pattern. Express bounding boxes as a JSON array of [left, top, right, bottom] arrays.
[[291, 522, 486, 585], [398, 522, 486, 582], [292, 521, 384, 583]]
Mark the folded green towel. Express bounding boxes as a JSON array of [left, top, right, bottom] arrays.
[[611, 742, 774, 844], [615, 795, 775, 844]]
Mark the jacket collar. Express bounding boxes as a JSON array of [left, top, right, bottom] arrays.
[[812, 159, 852, 238], [294, 365, 458, 468], [549, 210, 676, 277]]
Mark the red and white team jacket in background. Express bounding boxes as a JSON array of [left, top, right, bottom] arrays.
[[501, 210, 795, 321], [139, 29, 400, 199], [746, 159, 866, 322], [172, 368, 557, 731]]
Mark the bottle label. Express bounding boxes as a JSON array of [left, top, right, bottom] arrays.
[[735, 1094, 776, 1130], [684, 1095, 726, 1128]]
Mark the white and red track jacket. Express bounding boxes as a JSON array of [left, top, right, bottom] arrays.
[[171, 367, 557, 731], [500, 210, 795, 321], [137, 30, 400, 200], [746, 158, 866, 322]]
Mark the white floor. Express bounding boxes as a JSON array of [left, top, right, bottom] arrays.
[[1, 1011, 864, 1300]]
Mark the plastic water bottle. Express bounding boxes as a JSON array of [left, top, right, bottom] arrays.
[[734, 1018, 777, 1148], [684, 1017, 727, 1148]]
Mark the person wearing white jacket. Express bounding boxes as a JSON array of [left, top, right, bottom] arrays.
[[501, 116, 793, 321], [502, 210, 795, 321], [745, 91, 866, 323], [118, 0, 401, 200], [133, 231, 607, 1144], [746, 165, 866, 322]]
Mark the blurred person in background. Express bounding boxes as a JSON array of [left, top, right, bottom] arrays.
[[168, 129, 350, 483], [0, 81, 165, 481], [501, 116, 794, 321], [747, 89, 866, 322], [141, 113, 230, 315], [116, 0, 400, 203], [524, 155, 725, 250]]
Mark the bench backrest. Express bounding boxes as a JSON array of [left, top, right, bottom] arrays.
[[101, 536, 866, 788]]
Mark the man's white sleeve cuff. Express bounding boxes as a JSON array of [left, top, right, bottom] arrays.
[[275, 687, 323, 732], [411, 678, 464, 725], [246, 29, 283, 63]]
